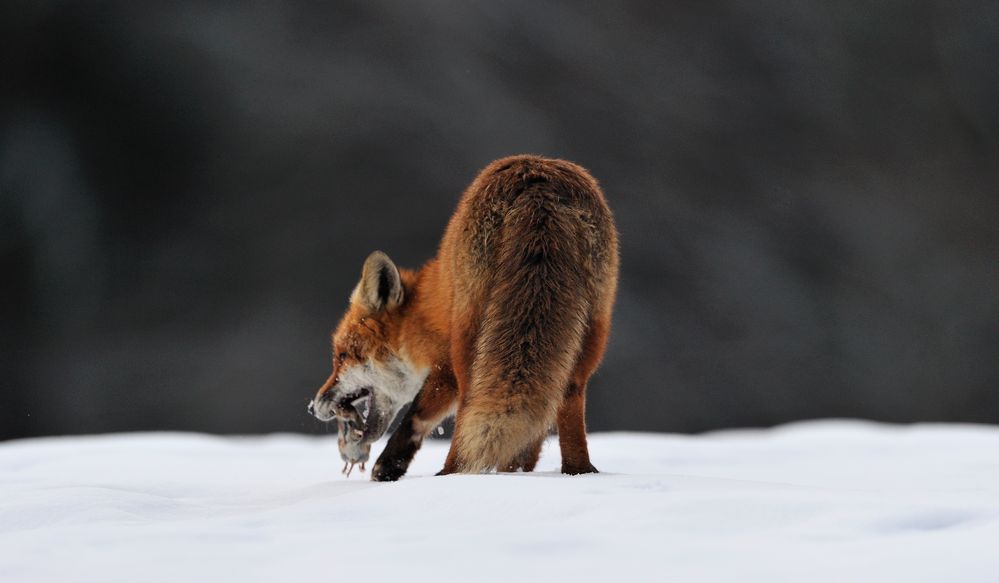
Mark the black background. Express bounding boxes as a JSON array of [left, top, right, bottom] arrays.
[[3, 1, 998, 440]]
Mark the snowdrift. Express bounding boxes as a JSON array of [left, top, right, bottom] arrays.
[[2, 421, 998, 582]]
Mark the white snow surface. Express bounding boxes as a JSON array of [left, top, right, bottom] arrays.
[[2, 420, 998, 582]]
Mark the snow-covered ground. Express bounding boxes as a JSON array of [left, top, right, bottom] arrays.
[[2, 420, 998, 582]]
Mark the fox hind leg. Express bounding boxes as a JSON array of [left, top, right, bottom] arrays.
[[557, 315, 611, 475], [557, 382, 597, 475], [499, 436, 545, 473]]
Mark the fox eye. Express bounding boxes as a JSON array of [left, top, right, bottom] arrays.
[[337, 352, 348, 363]]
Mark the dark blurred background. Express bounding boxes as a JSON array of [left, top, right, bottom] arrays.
[[2, 1, 997, 440]]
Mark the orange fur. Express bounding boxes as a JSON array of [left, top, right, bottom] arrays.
[[314, 155, 618, 480]]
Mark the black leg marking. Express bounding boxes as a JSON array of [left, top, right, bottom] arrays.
[[371, 411, 422, 482]]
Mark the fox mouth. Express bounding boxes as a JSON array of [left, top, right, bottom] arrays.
[[333, 387, 382, 450], [309, 385, 392, 471], [308, 386, 374, 428], [350, 390, 372, 424], [336, 387, 372, 427]]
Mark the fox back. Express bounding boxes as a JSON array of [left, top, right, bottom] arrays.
[[438, 155, 618, 473]]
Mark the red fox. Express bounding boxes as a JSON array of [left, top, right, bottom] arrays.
[[308, 155, 619, 480]]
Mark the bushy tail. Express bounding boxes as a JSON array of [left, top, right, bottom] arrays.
[[452, 182, 594, 473]]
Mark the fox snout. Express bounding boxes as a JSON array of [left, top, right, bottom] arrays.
[[308, 390, 338, 422], [309, 386, 373, 423]]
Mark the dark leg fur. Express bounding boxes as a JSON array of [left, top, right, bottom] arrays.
[[371, 366, 457, 482], [370, 407, 423, 482]]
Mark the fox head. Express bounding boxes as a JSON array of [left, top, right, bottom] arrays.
[[308, 251, 427, 467]]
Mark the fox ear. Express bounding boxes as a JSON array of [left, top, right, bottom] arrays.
[[351, 251, 404, 313]]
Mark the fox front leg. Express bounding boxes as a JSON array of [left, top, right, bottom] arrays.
[[371, 365, 457, 482]]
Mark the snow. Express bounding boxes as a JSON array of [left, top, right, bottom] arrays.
[[2, 420, 998, 582]]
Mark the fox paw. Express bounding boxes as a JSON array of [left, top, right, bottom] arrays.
[[370, 461, 406, 482], [561, 462, 598, 475]]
